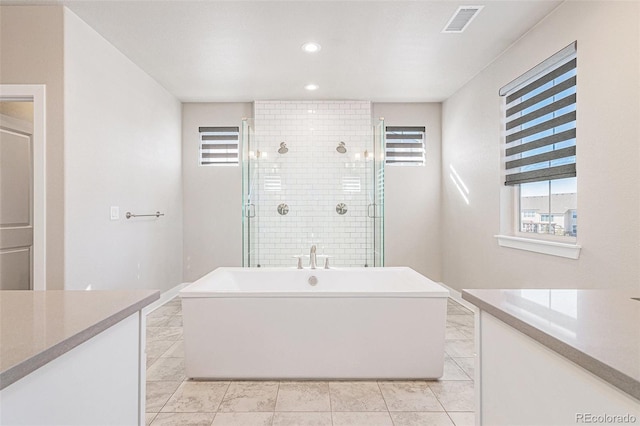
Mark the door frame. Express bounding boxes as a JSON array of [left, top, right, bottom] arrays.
[[0, 85, 46, 290]]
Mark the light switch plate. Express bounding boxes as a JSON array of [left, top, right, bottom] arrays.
[[110, 206, 119, 220]]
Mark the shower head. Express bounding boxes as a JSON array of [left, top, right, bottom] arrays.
[[278, 142, 288, 154], [336, 141, 347, 154]]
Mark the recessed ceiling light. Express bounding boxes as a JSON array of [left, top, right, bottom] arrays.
[[304, 84, 319, 91], [301, 42, 321, 53]]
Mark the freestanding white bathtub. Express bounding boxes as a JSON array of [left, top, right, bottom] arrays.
[[180, 267, 449, 379]]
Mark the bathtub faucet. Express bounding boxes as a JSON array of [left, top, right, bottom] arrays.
[[310, 245, 317, 269]]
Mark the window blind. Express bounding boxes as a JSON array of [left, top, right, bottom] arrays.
[[500, 42, 577, 186], [385, 126, 425, 166], [198, 126, 239, 166]]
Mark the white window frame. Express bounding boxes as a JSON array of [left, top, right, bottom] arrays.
[[500, 171, 580, 260], [496, 43, 581, 259], [385, 126, 425, 166], [198, 126, 240, 167]]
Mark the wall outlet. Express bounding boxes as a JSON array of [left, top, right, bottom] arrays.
[[110, 206, 119, 220]]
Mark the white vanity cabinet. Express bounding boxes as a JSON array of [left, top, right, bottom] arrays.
[[464, 289, 640, 426], [0, 290, 158, 426]]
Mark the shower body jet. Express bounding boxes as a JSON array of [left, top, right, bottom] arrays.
[[278, 142, 288, 154]]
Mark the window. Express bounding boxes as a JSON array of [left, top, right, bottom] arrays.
[[385, 126, 425, 166], [500, 42, 577, 239], [198, 126, 239, 166]]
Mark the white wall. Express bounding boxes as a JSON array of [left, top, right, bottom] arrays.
[[182, 103, 251, 282], [441, 1, 640, 291], [373, 103, 442, 282], [64, 9, 183, 292], [0, 5, 66, 289]]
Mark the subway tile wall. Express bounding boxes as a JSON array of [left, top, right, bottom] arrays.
[[249, 101, 374, 267]]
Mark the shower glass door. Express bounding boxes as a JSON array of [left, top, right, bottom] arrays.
[[241, 102, 384, 268], [372, 118, 385, 267], [241, 118, 259, 267]]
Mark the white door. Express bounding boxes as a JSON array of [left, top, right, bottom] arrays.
[[0, 108, 34, 290]]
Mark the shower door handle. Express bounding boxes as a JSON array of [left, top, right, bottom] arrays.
[[245, 203, 256, 218], [367, 203, 376, 218]]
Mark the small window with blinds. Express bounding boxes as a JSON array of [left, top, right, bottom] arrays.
[[500, 42, 578, 238], [198, 126, 239, 166], [385, 126, 425, 166]]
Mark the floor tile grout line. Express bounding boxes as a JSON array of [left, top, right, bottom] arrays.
[[146, 412, 157, 426], [153, 380, 183, 415], [449, 357, 473, 381], [375, 381, 395, 425], [325, 382, 334, 426], [426, 381, 449, 416], [445, 410, 458, 426], [270, 381, 280, 426], [216, 380, 233, 413]]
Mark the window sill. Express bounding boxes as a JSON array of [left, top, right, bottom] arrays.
[[495, 235, 581, 259]]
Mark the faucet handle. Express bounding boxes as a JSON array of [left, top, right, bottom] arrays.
[[317, 255, 330, 269], [292, 255, 303, 269]]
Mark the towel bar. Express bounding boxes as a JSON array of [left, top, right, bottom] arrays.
[[125, 211, 164, 219]]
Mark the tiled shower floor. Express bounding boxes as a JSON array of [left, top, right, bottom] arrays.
[[145, 298, 476, 426]]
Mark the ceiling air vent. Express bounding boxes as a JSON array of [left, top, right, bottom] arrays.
[[442, 6, 484, 33]]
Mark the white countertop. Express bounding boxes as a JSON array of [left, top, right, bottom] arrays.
[[0, 290, 159, 390], [462, 288, 640, 401]]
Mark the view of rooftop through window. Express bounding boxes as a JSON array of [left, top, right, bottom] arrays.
[[520, 177, 577, 237]]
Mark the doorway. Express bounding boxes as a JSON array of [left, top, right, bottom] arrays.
[[0, 85, 46, 290]]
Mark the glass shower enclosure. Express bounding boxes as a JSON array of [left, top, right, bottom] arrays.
[[242, 106, 384, 268]]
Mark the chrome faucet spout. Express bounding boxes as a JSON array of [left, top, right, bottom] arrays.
[[310, 245, 317, 269]]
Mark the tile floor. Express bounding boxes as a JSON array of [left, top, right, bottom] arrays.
[[145, 297, 476, 426]]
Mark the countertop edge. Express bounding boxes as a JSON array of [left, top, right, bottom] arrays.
[[462, 290, 640, 402], [0, 291, 159, 391]]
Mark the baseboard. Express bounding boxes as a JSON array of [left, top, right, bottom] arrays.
[[143, 282, 191, 314], [438, 281, 478, 312]]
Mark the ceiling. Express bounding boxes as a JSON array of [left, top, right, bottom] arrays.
[[59, 1, 562, 102]]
